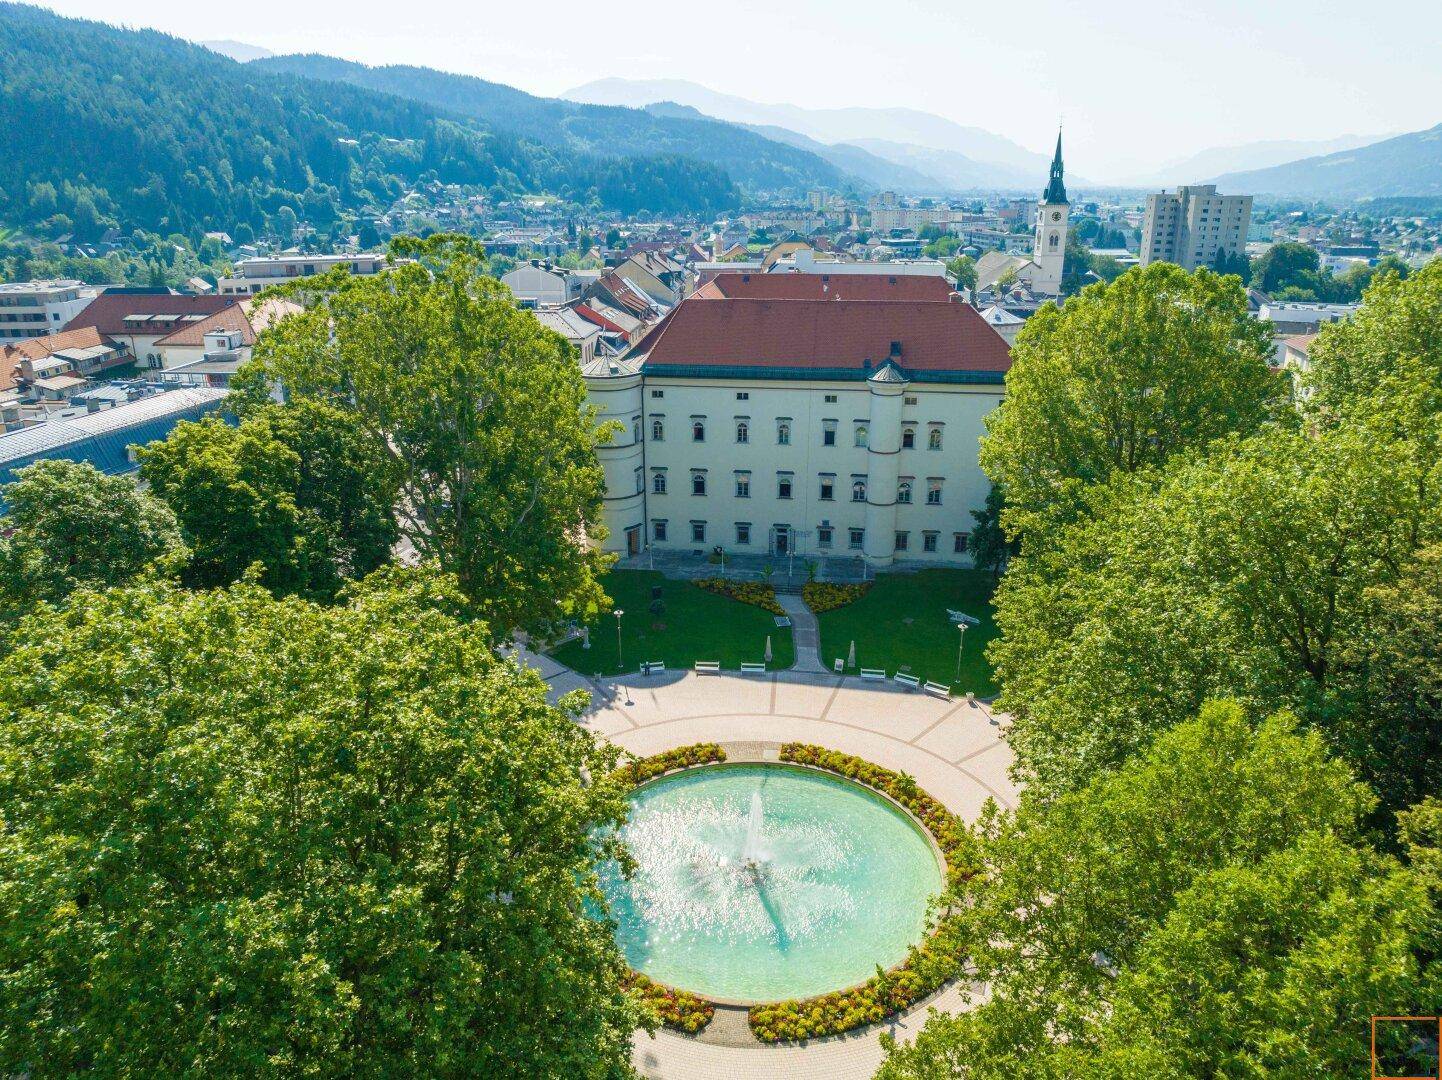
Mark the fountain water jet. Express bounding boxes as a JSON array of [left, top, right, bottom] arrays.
[[739, 791, 769, 876]]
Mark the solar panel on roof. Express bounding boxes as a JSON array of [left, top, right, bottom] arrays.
[[123, 314, 151, 322]]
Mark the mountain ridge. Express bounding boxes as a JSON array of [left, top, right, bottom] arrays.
[[1212, 123, 1442, 199]]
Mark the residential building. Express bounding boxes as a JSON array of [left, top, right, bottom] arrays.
[[216, 253, 388, 296], [1139, 185, 1252, 269], [64, 293, 237, 368], [1, 326, 130, 391], [158, 329, 253, 390], [534, 307, 601, 364], [502, 261, 587, 308], [582, 281, 1013, 564], [0, 280, 99, 342], [150, 297, 301, 371]]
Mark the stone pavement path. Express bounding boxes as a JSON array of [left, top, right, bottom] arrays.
[[776, 593, 828, 673]]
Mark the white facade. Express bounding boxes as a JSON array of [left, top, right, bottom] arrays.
[[501, 263, 585, 308], [584, 369, 1002, 567], [217, 253, 388, 296], [1139, 186, 1252, 270], [0, 281, 97, 342]]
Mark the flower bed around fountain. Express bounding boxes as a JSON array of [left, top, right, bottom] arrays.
[[606, 742, 978, 1042]]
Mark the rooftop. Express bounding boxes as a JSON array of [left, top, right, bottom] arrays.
[[695, 272, 957, 303]]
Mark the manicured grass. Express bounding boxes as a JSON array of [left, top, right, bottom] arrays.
[[550, 570, 794, 675], [815, 569, 999, 696]]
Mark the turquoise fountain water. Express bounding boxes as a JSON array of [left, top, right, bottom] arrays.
[[601, 763, 944, 1003]]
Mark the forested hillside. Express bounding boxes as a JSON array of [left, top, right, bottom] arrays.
[[0, 3, 740, 241], [251, 55, 852, 195]]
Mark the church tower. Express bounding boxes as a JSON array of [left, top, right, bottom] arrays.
[[1032, 130, 1068, 296]]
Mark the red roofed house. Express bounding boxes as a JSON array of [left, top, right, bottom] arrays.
[[693, 271, 958, 303], [580, 289, 1012, 565], [64, 292, 236, 370]]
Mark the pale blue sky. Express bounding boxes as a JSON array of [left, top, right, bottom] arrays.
[[41, 0, 1441, 181]]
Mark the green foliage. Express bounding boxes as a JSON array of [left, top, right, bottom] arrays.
[[0, 460, 185, 617], [622, 972, 714, 1035], [799, 580, 871, 613], [967, 484, 1015, 577], [878, 702, 1437, 1080], [692, 577, 785, 615], [991, 423, 1439, 798], [612, 743, 727, 788], [0, 574, 645, 1077], [244, 235, 609, 638], [980, 262, 1281, 544], [945, 254, 978, 293]]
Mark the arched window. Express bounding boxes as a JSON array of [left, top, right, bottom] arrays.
[[854, 424, 868, 448], [736, 421, 749, 444], [652, 472, 667, 494], [1048, 232, 1059, 249], [651, 418, 664, 441], [897, 481, 912, 504], [851, 480, 867, 503], [632, 420, 641, 444], [777, 422, 791, 445], [693, 420, 706, 442], [928, 427, 943, 450]]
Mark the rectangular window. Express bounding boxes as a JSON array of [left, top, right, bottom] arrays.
[[736, 391, 749, 400], [778, 475, 792, 499], [927, 479, 943, 505], [953, 532, 969, 554], [904, 395, 918, 406], [923, 532, 938, 553], [691, 521, 707, 544], [822, 420, 837, 446], [692, 473, 707, 496], [848, 528, 865, 550], [651, 389, 665, 398], [651, 471, 667, 494], [818, 526, 833, 547], [854, 425, 868, 448], [736, 523, 751, 545], [693, 420, 706, 442], [653, 520, 667, 542], [895, 531, 909, 551], [819, 477, 834, 501], [901, 428, 915, 449], [824, 394, 838, 403], [735, 474, 750, 498]]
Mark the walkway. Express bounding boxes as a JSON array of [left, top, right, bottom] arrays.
[[507, 647, 1019, 1080], [776, 593, 827, 673]]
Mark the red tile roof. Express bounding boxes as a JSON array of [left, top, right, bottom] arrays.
[[632, 296, 1011, 376], [0, 327, 123, 392], [152, 297, 302, 347], [64, 293, 234, 335], [694, 272, 956, 303]]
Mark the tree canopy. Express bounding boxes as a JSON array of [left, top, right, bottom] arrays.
[[0, 459, 185, 618], [0, 571, 645, 1078], [979, 262, 1281, 543], [241, 235, 611, 638]]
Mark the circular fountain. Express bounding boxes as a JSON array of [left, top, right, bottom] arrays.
[[600, 763, 944, 1004]]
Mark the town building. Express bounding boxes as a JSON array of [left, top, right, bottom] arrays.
[[501, 261, 589, 308], [1, 326, 130, 391], [581, 276, 1012, 565], [0, 280, 99, 342], [1139, 185, 1252, 270], [64, 293, 235, 370], [216, 253, 389, 296], [1031, 133, 1070, 296], [533, 307, 602, 364]]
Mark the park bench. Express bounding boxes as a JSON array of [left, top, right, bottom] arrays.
[[924, 680, 952, 699], [859, 668, 886, 681], [893, 672, 920, 690], [739, 662, 767, 675], [834, 658, 845, 673], [694, 661, 721, 675], [639, 661, 666, 675]]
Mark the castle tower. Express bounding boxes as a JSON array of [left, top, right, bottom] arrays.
[[1032, 130, 1069, 296]]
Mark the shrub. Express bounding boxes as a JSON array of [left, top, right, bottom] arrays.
[[649, 598, 665, 616], [612, 743, 726, 788], [692, 577, 785, 615], [624, 971, 714, 1034], [801, 581, 872, 613]]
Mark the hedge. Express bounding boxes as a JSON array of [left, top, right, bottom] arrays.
[[744, 745, 981, 1043], [692, 577, 785, 615], [801, 580, 872, 614], [612, 742, 726, 788]]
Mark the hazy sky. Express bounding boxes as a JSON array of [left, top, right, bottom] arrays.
[[41, 0, 1441, 181]]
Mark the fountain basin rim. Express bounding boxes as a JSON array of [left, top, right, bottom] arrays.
[[617, 757, 949, 1008]]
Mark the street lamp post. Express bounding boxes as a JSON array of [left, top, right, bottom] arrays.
[[954, 622, 968, 684], [614, 608, 625, 672]]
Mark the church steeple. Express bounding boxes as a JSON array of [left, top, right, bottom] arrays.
[[1042, 129, 1067, 205]]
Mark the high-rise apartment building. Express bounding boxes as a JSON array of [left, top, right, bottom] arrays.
[[1139, 185, 1251, 270]]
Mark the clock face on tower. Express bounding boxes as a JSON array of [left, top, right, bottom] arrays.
[[1051, 211, 1061, 221]]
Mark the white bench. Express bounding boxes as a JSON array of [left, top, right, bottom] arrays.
[[924, 680, 952, 699], [694, 661, 721, 675], [834, 658, 845, 673], [639, 660, 666, 675], [859, 668, 886, 681], [893, 672, 920, 690], [739, 662, 767, 675]]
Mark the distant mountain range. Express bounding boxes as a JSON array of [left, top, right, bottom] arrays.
[[566, 77, 1060, 192], [1213, 124, 1442, 200], [1131, 134, 1394, 187], [200, 39, 275, 62], [250, 56, 850, 197]]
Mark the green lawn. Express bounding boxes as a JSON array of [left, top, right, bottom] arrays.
[[816, 569, 1000, 696], [550, 570, 794, 675]]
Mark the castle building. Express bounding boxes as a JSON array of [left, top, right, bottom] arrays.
[[580, 274, 1013, 565]]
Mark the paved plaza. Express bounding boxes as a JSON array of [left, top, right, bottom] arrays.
[[513, 648, 1019, 1080]]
